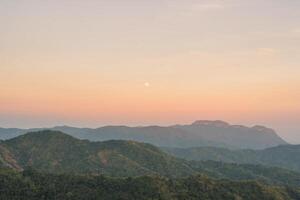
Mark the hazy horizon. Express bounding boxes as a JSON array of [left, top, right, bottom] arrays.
[[1, 0, 299, 143]]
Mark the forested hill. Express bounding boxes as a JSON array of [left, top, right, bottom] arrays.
[[0, 168, 299, 200], [0, 120, 287, 149], [0, 130, 194, 177], [163, 145, 300, 172], [0, 130, 300, 187]]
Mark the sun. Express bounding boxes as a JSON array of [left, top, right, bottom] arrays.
[[144, 82, 150, 87]]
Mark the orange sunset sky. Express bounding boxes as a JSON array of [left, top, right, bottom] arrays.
[[0, 0, 300, 143]]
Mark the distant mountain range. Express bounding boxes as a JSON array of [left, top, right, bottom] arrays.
[[0, 130, 300, 187], [163, 144, 300, 172], [0, 120, 287, 149]]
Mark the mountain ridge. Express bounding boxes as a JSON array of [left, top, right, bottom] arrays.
[[0, 120, 288, 149], [163, 144, 300, 172]]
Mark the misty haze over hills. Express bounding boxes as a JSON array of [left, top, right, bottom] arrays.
[[0, 120, 287, 149], [1, 0, 300, 198]]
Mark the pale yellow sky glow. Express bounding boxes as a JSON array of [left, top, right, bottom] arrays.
[[0, 0, 300, 142]]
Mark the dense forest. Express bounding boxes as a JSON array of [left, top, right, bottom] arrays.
[[0, 168, 300, 200]]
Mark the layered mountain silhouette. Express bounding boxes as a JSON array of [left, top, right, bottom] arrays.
[[0, 130, 300, 187], [0, 120, 287, 149]]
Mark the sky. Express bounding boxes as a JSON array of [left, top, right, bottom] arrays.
[[0, 0, 300, 143]]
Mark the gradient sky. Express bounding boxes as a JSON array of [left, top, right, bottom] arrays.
[[1, 0, 300, 143]]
